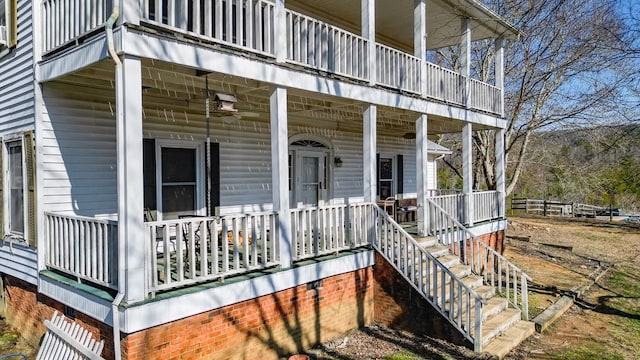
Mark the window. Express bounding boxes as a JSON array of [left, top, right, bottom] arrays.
[[379, 157, 394, 199], [0, 0, 17, 49], [0, 132, 35, 246], [7, 141, 23, 235], [160, 147, 198, 219]]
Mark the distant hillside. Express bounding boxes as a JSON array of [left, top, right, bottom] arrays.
[[511, 124, 640, 211]]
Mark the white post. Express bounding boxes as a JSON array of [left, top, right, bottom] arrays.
[[362, 0, 376, 85], [462, 123, 474, 226], [495, 128, 506, 218], [363, 104, 377, 202], [460, 18, 471, 108], [416, 114, 428, 236], [117, 56, 145, 303], [270, 86, 292, 268], [414, 0, 427, 98], [120, 0, 142, 25], [274, 0, 286, 62], [495, 37, 505, 116]]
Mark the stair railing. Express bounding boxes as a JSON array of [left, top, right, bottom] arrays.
[[425, 198, 531, 320], [372, 205, 485, 351]]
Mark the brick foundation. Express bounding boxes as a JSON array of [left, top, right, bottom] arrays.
[[2, 268, 373, 360], [1, 276, 116, 359]]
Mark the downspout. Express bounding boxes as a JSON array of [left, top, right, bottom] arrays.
[[106, 6, 124, 360]]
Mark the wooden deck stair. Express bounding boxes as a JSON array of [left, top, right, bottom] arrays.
[[418, 237, 535, 358]]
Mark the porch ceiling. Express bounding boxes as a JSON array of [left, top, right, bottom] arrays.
[[286, 0, 520, 53], [52, 59, 486, 137]]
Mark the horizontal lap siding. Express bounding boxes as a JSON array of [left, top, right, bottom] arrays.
[[0, 0, 34, 134], [0, 243, 37, 284], [41, 82, 424, 218], [41, 83, 118, 218]]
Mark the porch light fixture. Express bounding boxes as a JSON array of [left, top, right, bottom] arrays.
[[334, 156, 343, 168], [214, 93, 238, 113]]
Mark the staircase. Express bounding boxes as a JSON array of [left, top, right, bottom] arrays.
[[372, 202, 535, 358]]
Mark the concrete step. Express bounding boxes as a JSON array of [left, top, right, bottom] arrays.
[[452, 296, 508, 325], [424, 274, 484, 304], [437, 254, 460, 268], [424, 244, 450, 258], [414, 236, 438, 247], [482, 320, 535, 359], [480, 307, 522, 344]]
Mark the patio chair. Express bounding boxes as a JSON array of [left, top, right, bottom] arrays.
[[0, 311, 105, 359]]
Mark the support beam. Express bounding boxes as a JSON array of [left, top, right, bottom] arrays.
[[462, 123, 473, 226], [495, 37, 505, 116], [495, 128, 506, 218], [274, 0, 286, 62], [270, 86, 292, 268], [363, 104, 377, 202], [414, 0, 427, 97], [362, 0, 376, 85], [460, 18, 471, 108], [117, 56, 145, 303], [416, 114, 429, 236]]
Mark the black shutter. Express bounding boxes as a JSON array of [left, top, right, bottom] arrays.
[[208, 142, 220, 215], [397, 154, 403, 195], [143, 139, 156, 211], [24, 132, 36, 247], [376, 153, 380, 197]]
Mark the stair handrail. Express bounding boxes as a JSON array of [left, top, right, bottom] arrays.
[[372, 205, 485, 351], [425, 198, 531, 320]]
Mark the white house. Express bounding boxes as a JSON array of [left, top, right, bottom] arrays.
[[0, 0, 533, 359]]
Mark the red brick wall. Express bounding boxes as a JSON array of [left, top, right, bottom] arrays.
[[1, 276, 116, 359], [122, 268, 373, 360], [3, 269, 373, 360]]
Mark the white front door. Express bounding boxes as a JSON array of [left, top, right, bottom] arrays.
[[295, 151, 327, 207]]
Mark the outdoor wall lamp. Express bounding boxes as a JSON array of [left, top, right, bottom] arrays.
[[334, 157, 343, 168]]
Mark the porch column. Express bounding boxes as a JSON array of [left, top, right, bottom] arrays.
[[414, 0, 427, 98], [363, 104, 377, 202], [462, 123, 474, 226], [117, 55, 145, 303], [495, 128, 506, 218], [495, 37, 505, 116], [270, 86, 292, 268], [460, 18, 471, 108], [416, 114, 429, 236], [362, 0, 376, 85], [274, 0, 286, 62]]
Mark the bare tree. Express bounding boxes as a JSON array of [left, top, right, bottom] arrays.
[[440, 0, 634, 195]]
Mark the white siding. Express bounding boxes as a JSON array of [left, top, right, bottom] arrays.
[[0, 242, 38, 284], [41, 82, 442, 217], [0, 0, 35, 135]]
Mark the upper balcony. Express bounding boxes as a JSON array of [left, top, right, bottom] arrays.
[[40, 0, 519, 117]]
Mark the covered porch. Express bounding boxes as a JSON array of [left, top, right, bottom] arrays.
[[39, 57, 506, 302]]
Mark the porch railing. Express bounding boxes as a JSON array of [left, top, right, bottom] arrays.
[[469, 79, 502, 115], [425, 62, 465, 106], [372, 205, 484, 350], [142, 0, 276, 56], [286, 9, 369, 81], [145, 211, 279, 296], [429, 193, 466, 226], [425, 199, 530, 321], [376, 43, 421, 94], [290, 203, 372, 261], [44, 212, 118, 289], [472, 190, 500, 223], [41, 0, 111, 53]]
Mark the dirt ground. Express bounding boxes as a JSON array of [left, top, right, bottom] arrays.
[[1, 215, 639, 359]]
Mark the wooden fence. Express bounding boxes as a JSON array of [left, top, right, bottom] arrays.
[[510, 198, 604, 217]]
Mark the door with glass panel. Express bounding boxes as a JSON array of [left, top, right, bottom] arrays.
[[295, 151, 327, 207]]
